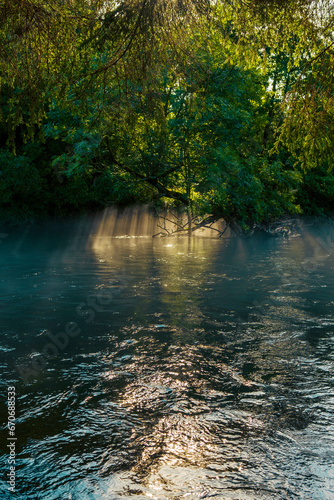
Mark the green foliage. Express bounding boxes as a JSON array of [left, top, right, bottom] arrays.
[[199, 156, 302, 228], [0, 1, 333, 227], [296, 164, 334, 215], [96, 35, 303, 227], [0, 149, 45, 222]]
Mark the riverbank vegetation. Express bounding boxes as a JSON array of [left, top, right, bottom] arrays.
[[1, 1, 334, 232]]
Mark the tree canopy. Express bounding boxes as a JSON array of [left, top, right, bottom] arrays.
[[0, 0, 333, 230]]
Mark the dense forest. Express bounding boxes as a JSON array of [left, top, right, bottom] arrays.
[[1, 0, 334, 232]]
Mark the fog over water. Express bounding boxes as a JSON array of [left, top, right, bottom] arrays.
[[0, 210, 333, 499]]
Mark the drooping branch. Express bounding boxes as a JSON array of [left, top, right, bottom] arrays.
[[153, 213, 232, 238], [110, 161, 189, 205], [104, 136, 189, 205]]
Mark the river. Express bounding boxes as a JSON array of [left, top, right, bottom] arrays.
[[0, 214, 333, 499]]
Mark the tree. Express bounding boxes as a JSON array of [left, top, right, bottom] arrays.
[[0, 0, 332, 227], [71, 24, 301, 234]]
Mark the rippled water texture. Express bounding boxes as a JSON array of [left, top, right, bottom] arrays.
[[0, 214, 334, 499]]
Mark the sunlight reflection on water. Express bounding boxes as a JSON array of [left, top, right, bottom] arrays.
[[0, 215, 334, 499]]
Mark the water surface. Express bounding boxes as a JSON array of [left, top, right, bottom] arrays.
[[0, 217, 333, 499]]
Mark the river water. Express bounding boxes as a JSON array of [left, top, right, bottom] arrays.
[[0, 215, 333, 499]]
